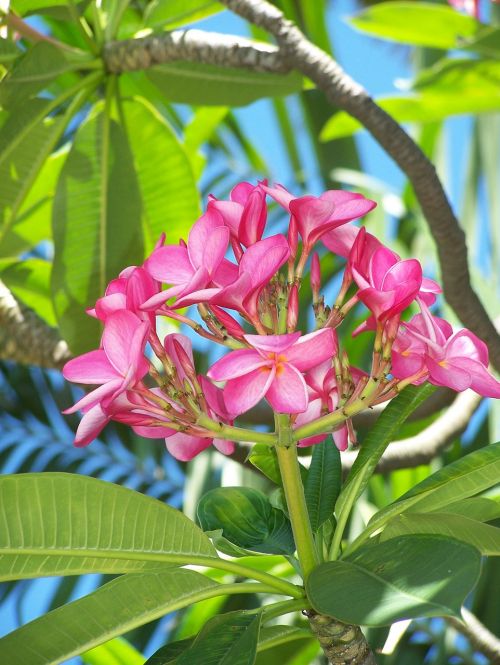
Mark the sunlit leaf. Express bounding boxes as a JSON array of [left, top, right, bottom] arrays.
[[143, 0, 223, 30]]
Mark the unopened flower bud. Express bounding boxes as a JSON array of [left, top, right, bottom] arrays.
[[287, 284, 299, 332], [172, 338, 196, 381], [288, 216, 298, 260], [311, 252, 321, 302]]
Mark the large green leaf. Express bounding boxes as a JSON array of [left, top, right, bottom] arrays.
[[10, 0, 72, 12], [334, 384, 436, 536], [198, 487, 295, 555], [144, 0, 223, 30], [0, 37, 22, 64], [0, 569, 230, 665], [52, 107, 144, 354], [0, 473, 216, 579], [82, 637, 145, 665], [433, 496, 500, 523], [380, 512, 500, 556], [306, 535, 481, 626], [0, 42, 72, 108], [145, 62, 303, 107], [121, 97, 200, 252], [176, 610, 261, 665], [349, 2, 479, 49], [0, 258, 56, 325], [304, 436, 341, 533], [461, 26, 500, 58], [0, 147, 67, 257], [365, 442, 500, 536]]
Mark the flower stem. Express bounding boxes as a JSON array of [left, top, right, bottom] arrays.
[[275, 414, 319, 579], [196, 413, 277, 445]]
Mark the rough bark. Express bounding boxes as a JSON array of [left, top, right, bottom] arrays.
[[308, 612, 377, 665], [103, 29, 290, 74]]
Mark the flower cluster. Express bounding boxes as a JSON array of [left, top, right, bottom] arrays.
[[63, 182, 500, 460]]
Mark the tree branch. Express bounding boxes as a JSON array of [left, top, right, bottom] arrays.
[[103, 29, 290, 74], [217, 0, 500, 374], [0, 281, 71, 369], [448, 608, 500, 664]]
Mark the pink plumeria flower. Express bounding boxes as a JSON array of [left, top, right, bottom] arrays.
[[143, 210, 237, 310], [350, 227, 424, 321], [207, 329, 336, 415], [392, 305, 500, 397], [295, 360, 367, 451], [209, 234, 290, 324], [264, 183, 376, 253], [208, 181, 268, 248], [62, 311, 149, 446]]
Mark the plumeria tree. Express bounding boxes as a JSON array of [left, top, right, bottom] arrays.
[[1, 0, 500, 664]]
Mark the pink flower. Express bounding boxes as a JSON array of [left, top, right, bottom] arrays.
[[208, 181, 268, 247], [207, 329, 336, 415], [89, 266, 159, 324], [350, 228, 423, 321], [264, 184, 376, 252], [209, 235, 290, 324], [295, 360, 367, 451], [143, 210, 237, 310], [392, 305, 500, 397], [62, 311, 149, 446]]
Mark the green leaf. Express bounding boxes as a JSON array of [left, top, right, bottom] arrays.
[[198, 487, 295, 555], [249, 444, 282, 486], [349, 2, 479, 49], [82, 637, 145, 665], [461, 26, 500, 58], [367, 442, 500, 535], [380, 512, 500, 556], [145, 62, 303, 107], [145, 639, 193, 665], [10, 0, 71, 12], [335, 384, 436, 525], [121, 97, 200, 253], [306, 535, 481, 626], [435, 496, 500, 523], [320, 91, 500, 140], [0, 473, 216, 580], [0, 37, 22, 64], [143, 0, 223, 30], [52, 107, 144, 354], [0, 42, 72, 109], [304, 436, 341, 532], [0, 258, 56, 325], [0, 569, 227, 665], [175, 610, 261, 665], [414, 58, 500, 94], [0, 147, 67, 257], [257, 626, 313, 652]]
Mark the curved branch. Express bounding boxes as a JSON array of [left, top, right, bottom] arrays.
[[218, 0, 500, 374], [103, 29, 290, 74], [0, 281, 71, 369], [448, 608, 500, 663], [341, 388, 482, 474]]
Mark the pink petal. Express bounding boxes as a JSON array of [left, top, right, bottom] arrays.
[[145, 245, 193, 284], [262, 183, 295, 210], [239, 186, 267, 246], [64, 379, 123, 415], [289, 196, 336, 245], [208, 349, 268, 381], [426, 356, 472, 391], [266, 363, 308, 413], [224, 367, 276, 415], [208, 200, 243, 238], [73, 404, 110, 447], [322, 223, 360, 257], [368, 247, 399, 289], [450, 358, 500, 398], [391, 351, 426, 380], [102, 311, 146, 375], [94, 293, 127, 321], [133, 424, 177, 438], [240, 235, 290, 287], [127, 267, 158, 311], [213, 438, 236, 455], [446, 329, 489, 366], [333, 426, 349, 451], [200, 375, 233, 419], [245, 332, 301, 355], [165, 433, 212, 461], [213, 259, 238, 287], [286, 329, 336, 372], [63, 350, 118, 384], [188, 210, 224, 267], [202, 226, 230, 275]]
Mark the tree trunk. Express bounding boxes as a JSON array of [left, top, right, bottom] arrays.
[[307, 612, 377, 665]]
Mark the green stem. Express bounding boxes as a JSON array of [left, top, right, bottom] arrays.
[[196, 413, 277, 445], [67, 0, 99, 55], [275, 414, 319, 578], [261, 598, 310, 622]]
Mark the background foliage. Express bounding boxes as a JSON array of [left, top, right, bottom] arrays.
[[1, 0, 499, 662]]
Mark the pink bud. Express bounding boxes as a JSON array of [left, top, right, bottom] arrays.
[[311, 252, 321, 300], [288, 216, 298, 260], [287, 284, 299, 332], [172, 338, 196, 380]]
